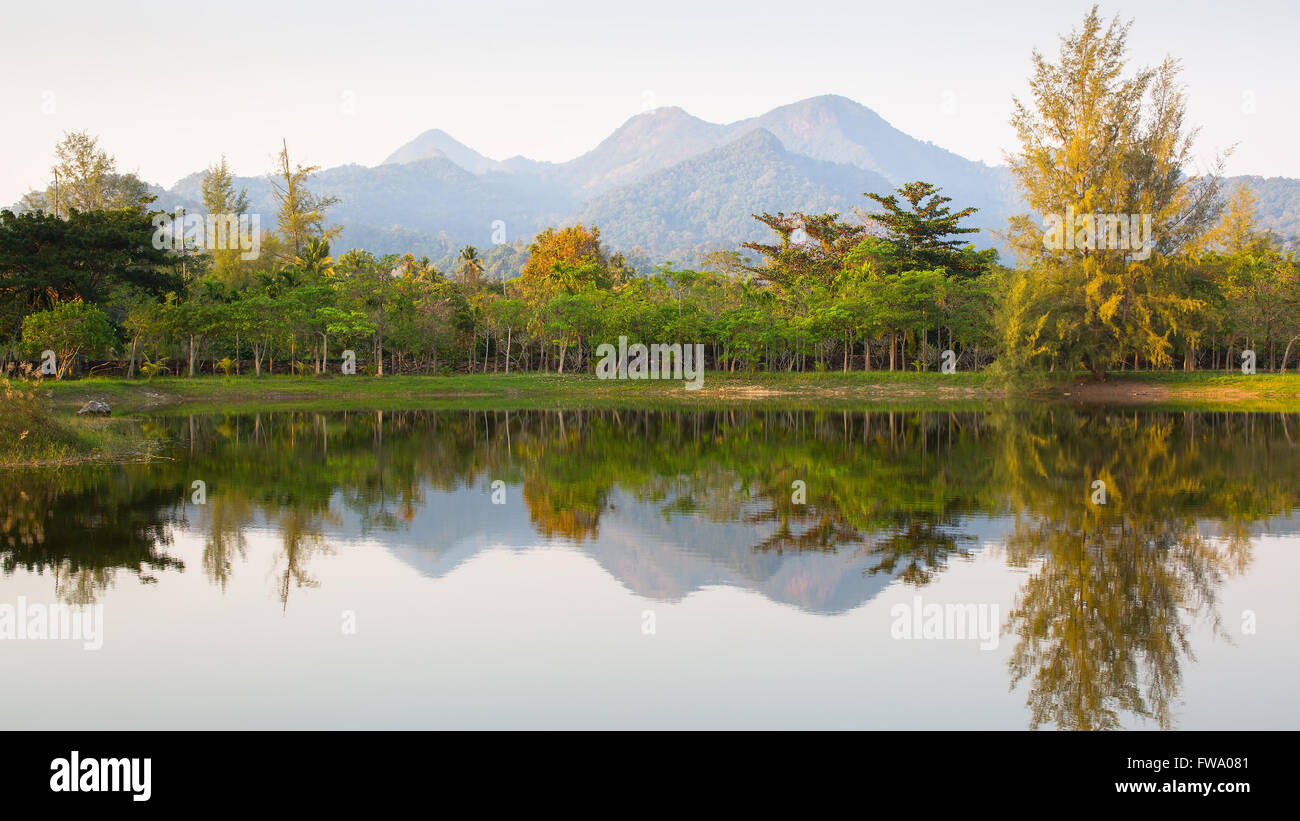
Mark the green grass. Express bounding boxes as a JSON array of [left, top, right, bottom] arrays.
[[41, 370, 1000, 415], [1104, 370, 1299, 392], [26, 368, 1300, 417], [0, 380, 161, 467]]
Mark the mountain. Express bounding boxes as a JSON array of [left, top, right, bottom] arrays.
[[160, 155, 578, 257], [729, 95, 993, 183], [382, 129, 504, 174], [1225, 175, 1300, 241], [559, 106, 730, 194], [726, 95, 1023, 232], [582, 128, 895, 261], [140, 95, 1299, 270]]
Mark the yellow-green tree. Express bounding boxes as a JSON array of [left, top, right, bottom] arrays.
[[1003, 6, 1225, 377], [270, 140, 340, 259], [18, 131, 152, 216]]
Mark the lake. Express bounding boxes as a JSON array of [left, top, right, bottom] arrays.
[[2, 406, 1297, 729]]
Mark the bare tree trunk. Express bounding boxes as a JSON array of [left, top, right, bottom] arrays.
[[1281, 335, 1300, 373], [128, 334, 139, 379], [56, 347, 77, 380]]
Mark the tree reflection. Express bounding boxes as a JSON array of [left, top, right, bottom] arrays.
[[859, 517, 977, 585], [197, 493, 252, 592], [0, 469, 182, 603], [996, 409, 1265, 729], [3, 405, 1298, 728]]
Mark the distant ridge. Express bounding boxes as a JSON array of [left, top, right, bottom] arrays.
[[138, 95, 1299, 269]]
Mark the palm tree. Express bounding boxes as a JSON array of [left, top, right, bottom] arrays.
[[456, 246, 486, 287], [294, 238, 335, 278], [400, 254, 440, 283], [338, 248, 377, 275]]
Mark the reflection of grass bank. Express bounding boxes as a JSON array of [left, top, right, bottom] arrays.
[[30, 370, 1300, 417], [1, 379, 160, 467]]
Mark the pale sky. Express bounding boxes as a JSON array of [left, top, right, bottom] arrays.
[[1, 0, 1295, 204]]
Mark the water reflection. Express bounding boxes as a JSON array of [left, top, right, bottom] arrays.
[[3, 406, 1298, 728], [0, 470, 181, 604]]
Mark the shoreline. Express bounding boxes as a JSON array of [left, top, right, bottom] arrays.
[[33, 371, 1300, 412], [4, 371, 1299, 468]]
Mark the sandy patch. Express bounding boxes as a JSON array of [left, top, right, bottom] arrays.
[[1169, 387, 1257, 402]]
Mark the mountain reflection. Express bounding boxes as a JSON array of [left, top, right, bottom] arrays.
[[3, 406, 1298, 728]]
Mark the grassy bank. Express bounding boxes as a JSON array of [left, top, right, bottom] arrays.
[[0, 378, 160, 467], [32, 369, 1300, 414], [5, 370, 1299, 466], [41, 370, 1003, 415], [1045, 371, 1300, 411]]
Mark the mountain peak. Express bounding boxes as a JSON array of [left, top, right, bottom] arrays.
[[563, 106, 730, 194], [607, 106, 718, 138], [382, 129, 502, 174], [789, 93, 864, 108]]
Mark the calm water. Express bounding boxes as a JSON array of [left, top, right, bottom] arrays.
[[2, 406, 1298, 729]]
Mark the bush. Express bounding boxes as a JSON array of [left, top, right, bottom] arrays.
[[21, 301, 116, 380], [0, 366, 80, 462]]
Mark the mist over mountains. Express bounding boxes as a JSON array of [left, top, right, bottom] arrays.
[[151, 94, 1299, 271]]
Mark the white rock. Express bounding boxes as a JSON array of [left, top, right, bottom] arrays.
[[77, 400, 112, 416]]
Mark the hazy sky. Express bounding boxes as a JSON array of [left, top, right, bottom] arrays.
[[1, 0, 1295, 204]]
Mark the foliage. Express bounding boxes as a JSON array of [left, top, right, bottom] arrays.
[[21, 301, 116, 379], [5, 16, 1298, 386]]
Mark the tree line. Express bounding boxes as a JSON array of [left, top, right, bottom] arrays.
[[3, 6, 1298, 382]]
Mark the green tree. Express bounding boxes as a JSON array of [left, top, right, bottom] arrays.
[[200, 156, 252, 285], [270, 140, 340, 259], [0, 207, 175, 327], [865, 181, 985, 276], [21, 301, 116, 379], [1003, 6, 1224, 377], [294, 238, 336, 279], [19, 131, 152, 216], [455, 246, 486, 287]]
